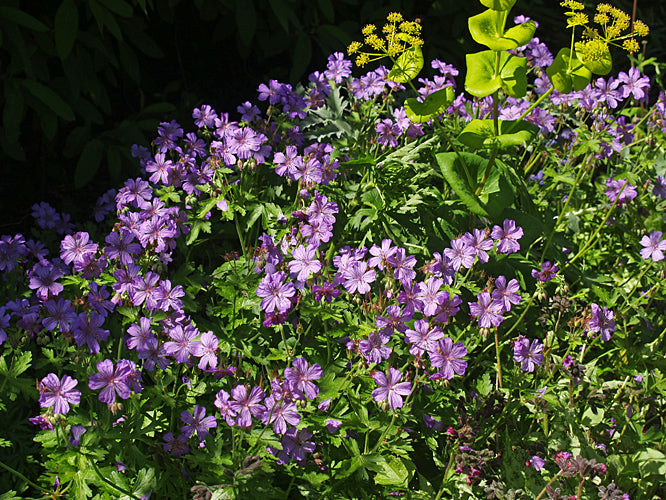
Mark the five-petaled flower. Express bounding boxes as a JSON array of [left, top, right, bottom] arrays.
[[371, 367, 412, 410]]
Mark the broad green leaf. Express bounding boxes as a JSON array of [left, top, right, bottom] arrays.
[[388, 46, 423, 83], [465, 50, 527, 98], [546, 48, 592, 94], [469, 9, 536, 51], [89, 0, 123, 41], [404, 87, 455, 123], [268, 0, 295, 32], [575, 40, 612, 75], [436, 152, 489, 217], [479, 0, 517, 10], [74, 138, 104, 188], [458, 119, 538, 150], [0, 6, 48, 32], [375, 456, 413, 487], [98, 0, 133, 17], [55, 0, 79, 60], [22, 79, 75, 121]]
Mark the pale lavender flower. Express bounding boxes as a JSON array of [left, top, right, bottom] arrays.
[[529, 455, 546, 471], [38, 373, 80, 415], [181, 405, 217, 441], [604, 177, 637, 205], [388, 248, 417, 285], [324, 52, 352, 83], [444, 238, 476, 271], [617, 67, 650, 100], [405, 319, 444, 356], [639, 231, 666, 262], [88, 359, 133, 404], [462, 228, 494, 263], [284, 358, 322, 400], [126, 317, 155, 352], [418, 277, 447, 317], [288, 244, 322, 281], [469, 292, 504, 328], [513, 337, 544, 372], [491, 276, 522, 312], [192, 331, 219, 370], [163, 324, 199, 363], [343, 261, 376, 294], [229, 385, 266, 427], [372, 367, 412, 410], [428, 338, 467, 379], [214, 389, 237, 426], [60, 232, 97, 266], [491, 219, 523, 254], [256, 271, 295, 313]]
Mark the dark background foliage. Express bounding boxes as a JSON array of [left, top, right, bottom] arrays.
[[0, 0, 664, 235]]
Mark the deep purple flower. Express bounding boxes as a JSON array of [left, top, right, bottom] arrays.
[[282, 426, 316, 462], [404, 319, 444, 356], [652, 176, 666, 199], [388, 248, 417, 285], [284, 358, 322, 400], [69, 425, 86, 447], [469, 292, 504, 328], [359, 331, 392, 364], [491, 276, 522, 312], [434, 292, 462, 324], [229, 385, 266, 427], [29, 263, 64, 299], [154, 279, 185, 312], [163, 432, 189, 456], [71, 312, 109, 354], [181, 405, 217, 441], [104, 229, 141, 266], [60, 232, 97, 266], [588, 303, 615, 341], [42, 298, 77, 332], [376, 304, 411, 335], [513, 337, 544, 372], [531, 261, 558, 282], [639, 231, 666, 262], [372, 367, 412, 410], [38, 373, 81, 415], [129, 271, 161, 310], [397, 281, 424, 315], [595, 77, 623, 109], [428, 338, 468, 379], [256, 271, 296, 314], [491, 219, 523, 254], [312, 282, 340, 302], [29, 415, 53, 431], [88, 359, 133, 404], [376, 119, 402, 147], [263, 395, 301, 434]]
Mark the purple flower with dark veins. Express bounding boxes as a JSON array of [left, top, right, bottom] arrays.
[[282, 427, 316, 462], [532, 261, 558, 282], [428, 337, 467, 379], [192, 331, 219, 370], [469, 292, 504, 328], [588, 303, 615, 341], [491, 276, 522, 312], [639, 231, 666, 262], [181, 405, 217, 441], [288, 244, 322, 282], [72, 312, 109, 354], [513, 337, 544, 372], [371, 367, 412, 410], [229, 385, 266, 427], [491, 219, 523, 254], [38, 373, 81, 415], [343, 261, 376, 294], [359, 331, 392, 364], [263, 395, 301, 435], [88, 359, 133, 404], [163, 324, 200, 363], [461, 228, 494, 264], [284, 358, 322, 400], [256, 271, 295, 314], [405, 319, 444, 356]]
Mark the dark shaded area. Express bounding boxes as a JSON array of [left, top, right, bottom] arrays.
[[1, 0, 664, 237]]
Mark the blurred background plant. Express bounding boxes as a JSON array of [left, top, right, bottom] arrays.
[[1, 0, 664, 234]]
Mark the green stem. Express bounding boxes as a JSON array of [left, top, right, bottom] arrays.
[[504, 86, 555, 135], [88, 459, 141, 499], [0, 459, 46, 492], [494, 327, 503, 390], [433, 446, 456, 500], [475, 148, 499, 196]]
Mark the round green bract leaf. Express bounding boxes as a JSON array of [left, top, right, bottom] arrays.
[[469, 10, 536, 51], [576, 41, 612, 76], [479, 0, 517, 10], [388, 46, 424, 83], [404, 87, 455, 123], [546, 47, 592, 94], [465, 50, 527, 98], [458, 119, 538, 150]]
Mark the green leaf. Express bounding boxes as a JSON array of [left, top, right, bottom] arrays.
[[10, 351, 32, 377], [0, 6, 48, 32], [98, 0, 133, 17], [546, 48, 592, 94], [3, 83, 24, 142], [268, 0, 294, 33], [469, 10, 536, 51], [55, 0, 78, 60], [374, 456, 413, 487], [89, 0, 123, 41], [465, 50, 527, 98], [404, 87, 455, 123], [75, 138, 104, 188], [634, 449, 666, 477], [479, 0, 517, 10], [317, 0, 335, 22], [436, 152, 489, 216], [290, 33, 312, 83], [388, 46, 423, 83], [458, 119, 538, 150], [22, 79, 75, 121]]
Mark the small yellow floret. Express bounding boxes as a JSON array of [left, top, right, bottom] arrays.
[[347, 41, 362, 55], [387, 12, 403, 24], [561, 0, 585, 11], [633, 20, 649, 37], [623, 38, 640, 54], [567, 12, 589, 27], [594, 13, 609, 25], [356, 53, 370, 67], [362, 24, 376, 36], [596, 4, 612, 14]]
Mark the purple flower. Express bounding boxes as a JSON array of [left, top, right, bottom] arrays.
[[461, 229, 494, 264], [88, 359, 133, 404], [154, 279, 185, 312], [376, 119, 402, 147], [639, 231, 666, 262], [214, 389, 238, 426], [444, 238, 476, 271], [71, 312, 109, 354], [181, 405, 217, 441], [588, 303, 615, 341], [324, 52, 352, 83], [163, 324, 199, 363], [60, 232, 97, 266], [368, 239, 397, 270], [376, 304, 411, 335], [326, 419, 342, 434], [284, 358, 322, 400], [193, 104, 218, 128], [288, 244, 322, 282], [126, 317, 155, 352], [469, 292, 504, 328], [388, 248, 417, 285], [529, 455, 546, 471], [229, 385, 266, 427], [617, 67, 650, 100], [418, 277, 448, 317], [491, 276, 522, 312], [312, 282, 340, 302], [513, 337, 544, 372], [69, 425, 86, 447], [263, 395, 301, 435], [372, 367, 412, 410], [256, 271, 296, 314], [604, 177, 637, 206], [491, 219, 523, 254], [404, 319, 444, 357], [359, 331, 392, 364], [652, 175, 666, 199], [104, 229, 141, 266], [595, 77, 623, 109], [282, 427, 316, 462], [42, 298, 77, 332], [428, 338, 468, 379], [129, 271, 161, 310], [192, 331, 219, 370], [28, 263, 64, 299], [163, 432, 189, 456], [38, 373, 81, 415], [343, 261, 376, 294], [532, 261, 558, 282]]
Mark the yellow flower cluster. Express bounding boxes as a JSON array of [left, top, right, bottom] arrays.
[[562, 2, 649, 56], [347, 12, 423, 67]]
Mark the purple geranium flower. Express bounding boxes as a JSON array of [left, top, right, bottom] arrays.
[[588, 303, 615, 341], [263, 395, 301, 435], [617, 67, 650, 100], [71, 312, 110, 354], [126, 317, 155, 352], [229, 385, 266, 427], [282, 426, 316, 462], [604, 177, 637, 206], [38, 373, 81, 415], [60, 232, 97, 266], [462, 228, 494, 264], [214, 389, 238, 426], [491, 276, 522, 312], [163, 324, 200, 363], [372, 367, 412, 410], [284, 358, 322, 400], [88, 359, 133, 405], [532, 261, 558, 282], [469, 292, 504, 328], [256, 271, 296, 314], [163, 432, 189, 456], [181, 405, 217, 441], [343, 261, 376, 294], [359, 331, 392, 364], [491, 219, 523, 254], [513, 337, 544, 372], [288, 244, 322, 282], [192, 331, 219, 370], [428, 337, 468, 379], [639, 231, 666, 262], [404, 319, 444, 357]]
